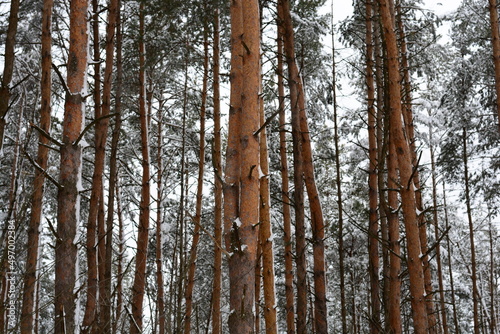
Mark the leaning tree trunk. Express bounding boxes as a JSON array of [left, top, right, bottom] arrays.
[[129, 3, 151, 332], [395, 4, 437, 330], [20, 0, 53, 331], [0, 0, 20, 154], [377, 0, 429, 332], [278, 0, 307, 331], [281, 0, 328, 331]]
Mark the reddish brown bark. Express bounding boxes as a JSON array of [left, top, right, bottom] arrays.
[[377, 0, 429, 332], [20, 0, 53, 331], [281, 0, 328, 331], [211, 7, 223, 334], [488, 0, 500, 131], [366, 1, 381, 332], [395, 5, 437, 330], [97, 0, 120, 331], [226, 0, 261, 331], [184, 20, 208, 333], [82, 1, 103, 329], [279, 0, 307, 331], [277, 7, 295, 333], [387, 138, 402, 334], [0, 0, 20, 153], [54, 0, 89, 331], [258, 66, 278, 334], [129, 3, 151, 332]]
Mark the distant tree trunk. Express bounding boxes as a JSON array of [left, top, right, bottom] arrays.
[[488, 0, 500, 131], [110, 3, 123, 333], [276, 7, 295, 332], [429, 111, 449, 334], [279, 0, 307, 331], [226, 0, 261, 332], [0, 93, 23, 333], [0, 0, 20, 154], [374, 13, 391, 329], [462, 127, 480, 334], [20, 0, 53, 331], [395, 4, 437, 330], [55, 0, 89, 331], [366, 1, 381, 332], [82, 0, 103, 328], [258, 61, 278, 334], [377, 0, 429, 332], [100, 0, 120, 331], [442, 181, 460, 333], [488, 221, 497, 334], [211, 7, 223, 334], [175, 48, 189, 334], [129, 2, 151, 332], [156, 102, 166, 334], [331, 6, 347, 332], [184, 19, 208, 333]]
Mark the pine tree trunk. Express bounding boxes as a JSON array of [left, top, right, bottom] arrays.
[[377, 0, 429, 332], [129, 3, 151, 331], [488, 0, 500, 131], [156, 102, 166, 334], [442, 181, 460, 333], [20, 0, 53, 331], [331, 6, 347, 331], [462, 127, 480, 334], [279, 0, 307, 331], [276, 8, 295, 332], [109, 3, 123, 332], [0, 94, 23, 333], [366, 1, 381, 332], [184, 20, 208, 333], [82, 1, 103, 328], [429, 111, 449, 334], [258, 63, 278, 334], [387, 137, 402, 334], [55, 0, 89, 331], [114, 180, 125, 334], [211, 7, 223, 334], [100, 0, 120, 331], [0, 0, 20, 154], [226, 0, 261, 332], [395, 5, 437, 330], [488, 222, 497, 334]]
